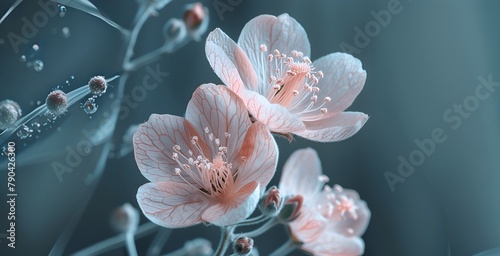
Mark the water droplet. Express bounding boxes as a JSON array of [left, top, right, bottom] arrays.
[[32, 44, 39, 51], [82, 99, 98, 114], [36, 101, 41, 105], [70, 75, 75, 80], [31, 122, 40, 128], [19, 55, 26, 62], [33, 59, 44, 72], [59, 5, 66, 17], [62, 27, 70, 38], [16, 125, 32, 139]]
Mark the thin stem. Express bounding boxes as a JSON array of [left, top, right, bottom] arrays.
[[125, 231, 138, 256], [0, 0, 22, 24], [48, 165, 104, 256], [69, 222, 159, 256], [268, 239, 301, 256], [214, 226, 234, 256], [0, 76, 119, 146], [232, 214, 269, 227], [124, 35, 191, 72], [238, 219, 277, 238], [123, 5, 155, 68], [147, 228, 173, 256], [124, 44, 170, 72]]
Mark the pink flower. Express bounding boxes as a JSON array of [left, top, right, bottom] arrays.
[[279, 148, 370, 256], [205, 14, 368, 142], [133, 84, 278, 228]]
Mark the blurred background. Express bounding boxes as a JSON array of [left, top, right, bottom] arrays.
[[0, 0, 499, 255]]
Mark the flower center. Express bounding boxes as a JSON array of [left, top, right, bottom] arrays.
[[171, 127, 236, 200], [315, 179, 358, 221], [259, 44, 331, 121]]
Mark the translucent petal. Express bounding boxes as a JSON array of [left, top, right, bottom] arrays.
[[206, 29, 259, 92], [238, 14, 311, 95], [242, 89, 305, 134], [297, 112, 368, 142], [236, 122, 278, 188], [201, 182, 260, 226], [137, 181, 209, 228], [133, 114, 208, 183], [279, 148, 323, 198]]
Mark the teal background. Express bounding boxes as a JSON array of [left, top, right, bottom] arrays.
[[0, 0, 499, 255]]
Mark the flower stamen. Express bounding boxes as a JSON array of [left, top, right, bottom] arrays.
[[170, 128, 236, 201]]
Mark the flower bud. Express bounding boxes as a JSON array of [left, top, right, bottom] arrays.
[[277, 195, 303, 223], [0, 100, 22, 130], [163, 18, 187, 43], [259, 186, 281, 215], [183, 2, 209, 41], [110, 203, 139, 233], [233, 236, 254, 256], [46, 90, 68, 116], [88, 75, 107, 95]]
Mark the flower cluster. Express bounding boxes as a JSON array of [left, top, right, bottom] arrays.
[[279, 148, 370, 255], [134, 13, 370, 256]]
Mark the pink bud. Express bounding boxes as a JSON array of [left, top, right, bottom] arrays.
[[46, 90, 68, 116], [278, 195, 303, 222], [260, 186, 281, 215], [183, 3, 205, 30], [110, 203, 139, 233], [88, 75, 107, 95], [233, 236, 254, 255], [183, 3, 209, 41]]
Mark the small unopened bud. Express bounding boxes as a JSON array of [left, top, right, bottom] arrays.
[[0, 100, 22, 130], [183, 3, 204, 30], [183, 2, 209, 41], [278, 195, 303, 222], [46, 90, 68, 116], [110, 203, 139, 233], [233, 236, 254, 255], [163, 18, 187, 43], [184, 238, 213, 256], [259, 186, 281, 215], [88, 75, 107, 95]]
